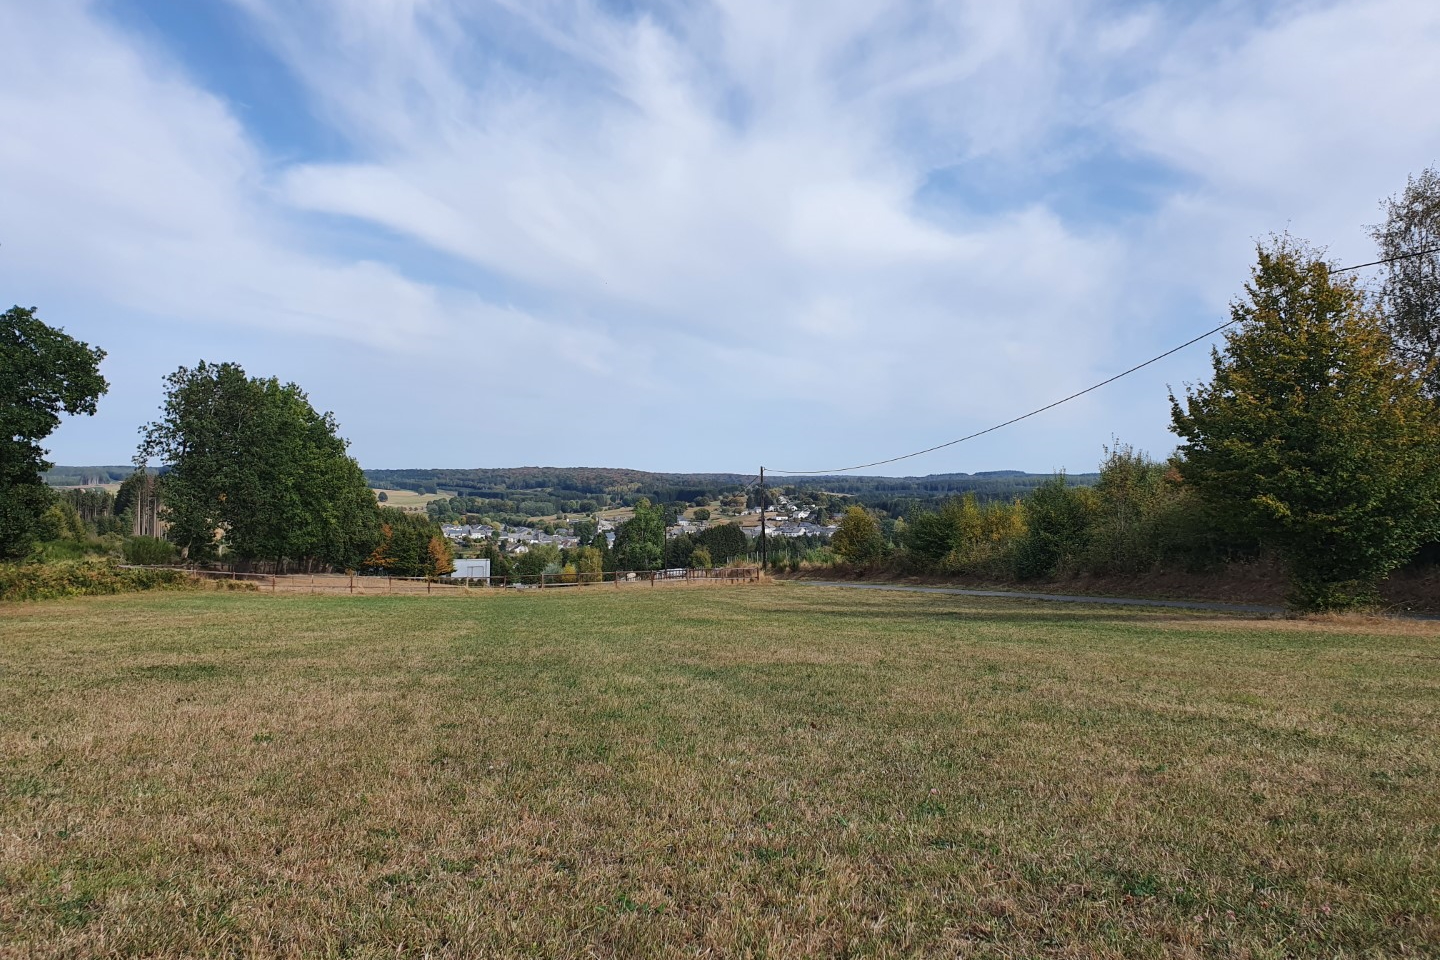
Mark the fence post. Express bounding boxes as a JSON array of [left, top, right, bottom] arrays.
[[350, 573, 355, 594], [272, 574, 277, 592]]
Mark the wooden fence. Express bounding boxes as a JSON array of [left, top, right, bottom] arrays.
[[123, 566, 763, 595]]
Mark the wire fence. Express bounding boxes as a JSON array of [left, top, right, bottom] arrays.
[[122, 565, 763, 595]]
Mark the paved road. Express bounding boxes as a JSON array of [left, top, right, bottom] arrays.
[[792, 580, 1286, 614]]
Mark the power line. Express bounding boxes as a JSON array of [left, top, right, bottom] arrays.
[[1328, 247, 1440, 275], [768, 320, 1233, 476], [767, 246, 1440, 477]]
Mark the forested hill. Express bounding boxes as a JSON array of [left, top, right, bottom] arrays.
[[359, 466, 1098, 513], [46, 463, 1098, 526], [42, 466, 139, 486], [48, 465, 1098, 504]]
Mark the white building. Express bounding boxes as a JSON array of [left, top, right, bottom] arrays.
[[448, 558, 492, 580]]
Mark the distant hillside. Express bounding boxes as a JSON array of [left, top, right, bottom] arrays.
[[43, 465, 138, 486], [47, 465, 1097, 514], [360, 466, 1098, 517]]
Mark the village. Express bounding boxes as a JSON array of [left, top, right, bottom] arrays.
[[439, 493, 840, 555]]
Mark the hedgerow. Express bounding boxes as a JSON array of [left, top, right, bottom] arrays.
[[0, 558, 197, 602]]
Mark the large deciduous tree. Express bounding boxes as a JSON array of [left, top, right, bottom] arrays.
[[137, 362, 378, 569], [613, 498, 664, 570], [1170, 239, 1440, 610], [1, 307, 107, 559], [1370, 166, 1440, 398]]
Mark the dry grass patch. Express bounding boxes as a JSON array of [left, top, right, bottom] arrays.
[[1, 586, 1437, 958]]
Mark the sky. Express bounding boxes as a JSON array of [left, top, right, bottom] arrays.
[[4, 0, 1439, 476]]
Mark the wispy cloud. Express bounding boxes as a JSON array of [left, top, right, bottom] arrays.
[[3, 0, 1438, 470]]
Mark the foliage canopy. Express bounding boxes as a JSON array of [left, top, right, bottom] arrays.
[[1370, 165, 1440, 399], [1170, 240, 1440, 609], [0, 306, 107, 559], [137, 362, 378, 569], [613, 498, 665, 570], [831, 506, 885, 565]]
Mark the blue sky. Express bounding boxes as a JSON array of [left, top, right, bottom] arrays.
[[4, 0, 1439, 475]]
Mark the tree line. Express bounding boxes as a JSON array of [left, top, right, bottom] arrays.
[[369, 466, 1096, 524], [822, 168, 1440, 610], [6, 165, 1438, 607]]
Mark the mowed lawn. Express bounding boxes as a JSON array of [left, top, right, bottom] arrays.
[[1, 586, 1437, 958]]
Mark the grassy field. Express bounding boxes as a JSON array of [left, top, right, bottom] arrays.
[[371, 489, 450, 513], [1, 586, 1436, 958]]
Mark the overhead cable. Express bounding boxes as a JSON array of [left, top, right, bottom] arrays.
[[766, 246, 1440, 477]]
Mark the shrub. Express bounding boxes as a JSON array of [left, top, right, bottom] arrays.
[[1012, 478, 1095, 580], [123, 535, 178, 566], [0, 558, 197, 602], [832, 507, 886, 565], [1082, 444, 1168, 575], [31, 539, 96, 562]]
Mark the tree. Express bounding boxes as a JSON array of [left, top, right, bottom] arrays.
[[690, 546, 713, 569], [38, 499, 87, 542], [113, 470, 148, 524], [614, 498, 664, 570], [427, 534, 455, 578], [470, 537, 515, 581], [905, 500, 966, 566], [1170, 239, 1440, 609], [1083, 443, 1169, 575], [137, 362, 379, 569], [1, 307, 107, 559], [693, 507, 711, 522], [514, 543, 561, 582], [368, 507, 449, 577], [831, 506, 885, 565], [573, 546, 604, 583], [663, 532, 694, 568], [1011, 477, 1095, 580], [694, 522, 748, 564], [1370, 166, 1440, 398]]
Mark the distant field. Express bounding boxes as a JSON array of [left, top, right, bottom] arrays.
[[371, 488, 449, 512], [2, 587, 1437, 957]]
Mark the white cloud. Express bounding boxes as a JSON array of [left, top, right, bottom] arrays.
[[5, 0, 1440, 471], [1116, 0, 1440, 296]]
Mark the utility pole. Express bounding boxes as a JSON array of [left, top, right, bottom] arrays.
[[759, 466, 767, 572]]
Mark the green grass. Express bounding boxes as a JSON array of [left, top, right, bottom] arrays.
[[1, 586, 1437, 957], [371, 488, 450, 512]]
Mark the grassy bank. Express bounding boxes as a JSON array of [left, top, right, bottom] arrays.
[[1, 586, 1437, 957]]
